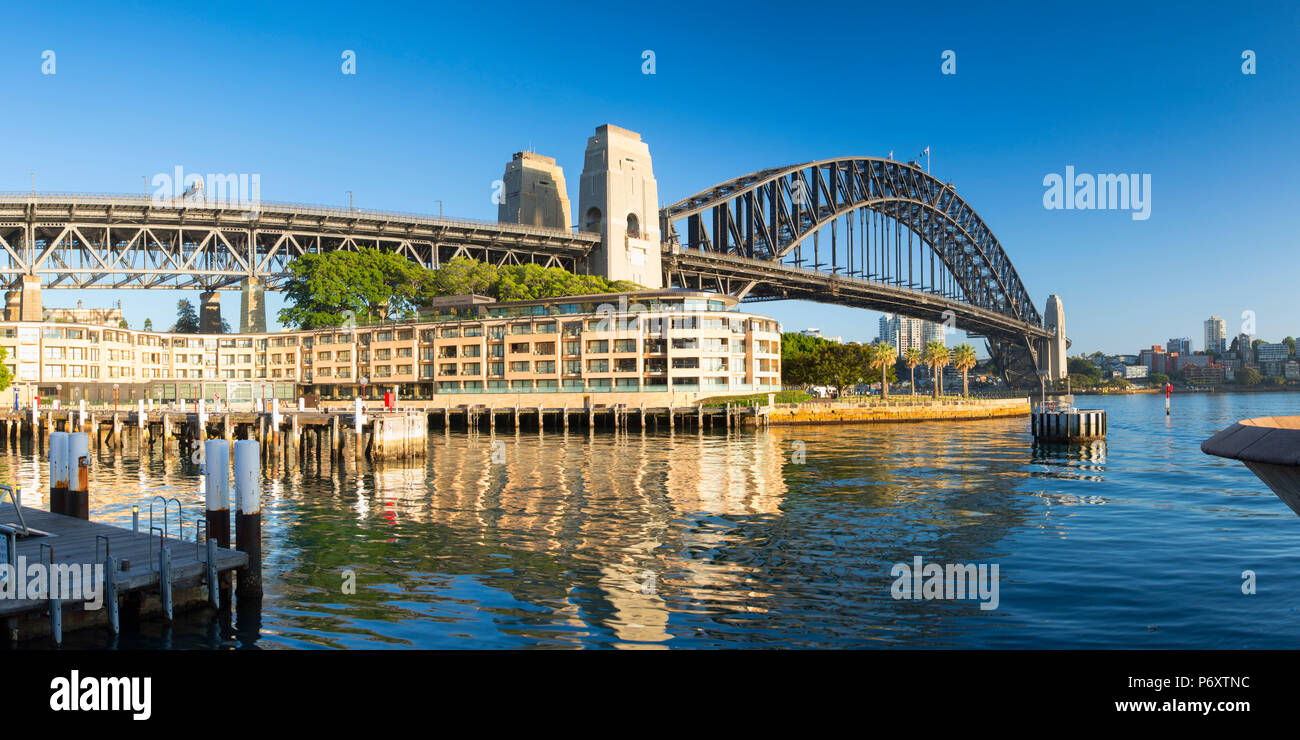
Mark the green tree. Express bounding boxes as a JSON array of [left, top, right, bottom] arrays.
[[279, 254, 643, 330], [0, 346, 12, 393], [1236, 367, 1262, 386], [172, 299, 200, 333], [1284, 336, 1296, 358], [903, 346, 921, 394], [1149, 372, 1170, 387], [280, 248, 428, 329], [952, 343, 978, 396], [1066, 356, 1102, 387], [143, 318, 153, 331], [923, 340, 951, 399], [868, 343, 895, 398]]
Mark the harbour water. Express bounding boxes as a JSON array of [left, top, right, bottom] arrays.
[[4, 391, 1300, 649]]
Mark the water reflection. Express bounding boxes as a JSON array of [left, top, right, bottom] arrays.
[[2, 415, 1118, 649]]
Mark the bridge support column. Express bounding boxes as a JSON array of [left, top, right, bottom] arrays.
[[4, 275, 42, 322], [200, 291, 223, 334], [239, 277, 266, 334]]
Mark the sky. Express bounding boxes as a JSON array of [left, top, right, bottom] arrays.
[[0, 0, 1297, 356]]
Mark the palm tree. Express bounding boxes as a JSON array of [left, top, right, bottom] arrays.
[[922, 340, 951, 399], [869, 343, 895, 399], [903, 347, 921, 395], [952, 343, 978, 397]]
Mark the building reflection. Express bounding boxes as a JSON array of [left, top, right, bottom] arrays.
[[0, 415, 1112, 648]]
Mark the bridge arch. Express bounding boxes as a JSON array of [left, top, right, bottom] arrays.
[[660, 157, 1040, 328], [658, 157, 1057, 385]]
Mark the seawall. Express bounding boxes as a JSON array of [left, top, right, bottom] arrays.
[[766, 397, 1030, 426]]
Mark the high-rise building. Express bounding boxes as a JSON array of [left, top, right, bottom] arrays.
[[1167, 337, 1192, 355], [1235, 333, 1254, 363], [1204, 316, 1226, 355], [878, 314, 944, 357]]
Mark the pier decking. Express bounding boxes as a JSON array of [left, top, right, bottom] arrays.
[[1, 506, 247, 641]]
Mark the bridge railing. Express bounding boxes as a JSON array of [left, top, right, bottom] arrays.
[[0, 192, 592, 241]]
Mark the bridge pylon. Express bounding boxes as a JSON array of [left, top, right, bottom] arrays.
[[578, 124, 663, 288], [3, 275, 42, 322]]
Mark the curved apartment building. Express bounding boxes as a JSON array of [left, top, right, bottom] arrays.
[[0, 291, 782, 407]]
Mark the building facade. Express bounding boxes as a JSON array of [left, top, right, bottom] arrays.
[[0, 291, 782, 406], [1204, 316, 1226, 355], [878, 314, 944, 357]]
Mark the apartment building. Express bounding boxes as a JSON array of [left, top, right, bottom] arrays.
[[0, 290, 782, 405]]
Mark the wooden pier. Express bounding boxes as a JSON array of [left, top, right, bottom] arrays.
[[0, 402, 771, 466], [1, 506, 247, 643]]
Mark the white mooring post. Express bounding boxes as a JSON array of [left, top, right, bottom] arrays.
[[234, 440, 262, 603], [78, 399, 86, 431], [48, 431, 69, 516]]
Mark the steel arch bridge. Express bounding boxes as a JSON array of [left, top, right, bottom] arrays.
[[658, 157, 1057, 385]]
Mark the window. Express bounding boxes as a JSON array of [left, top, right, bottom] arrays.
[[587, 359, 609, 373], [584, 206, 602, 232], [563, 341, 580, 356], [586, 340, 608, 354], [509, 342, 530, 354], [626, 213, 640, 238], [614, 339, 636, 353], [535, 361, 555, 374], [509, 361, 530, 373], [462, 345, 480, 358], [615, 358, 637, 373]]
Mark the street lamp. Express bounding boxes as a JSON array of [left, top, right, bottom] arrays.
[[1036, 370, 1049, 410], [55, 384, 62, 410]]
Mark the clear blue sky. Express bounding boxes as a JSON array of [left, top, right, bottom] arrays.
[[1, 0, 1296, 355]]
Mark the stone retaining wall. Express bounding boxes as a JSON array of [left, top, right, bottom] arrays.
[[766, 397, 1030, 426]]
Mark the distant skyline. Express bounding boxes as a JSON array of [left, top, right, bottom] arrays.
[[1, 1, 1297, 356]]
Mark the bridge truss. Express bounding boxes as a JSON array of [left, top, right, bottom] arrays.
[[659, 158, 1054, 385], [0, 195, 598, 291]]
